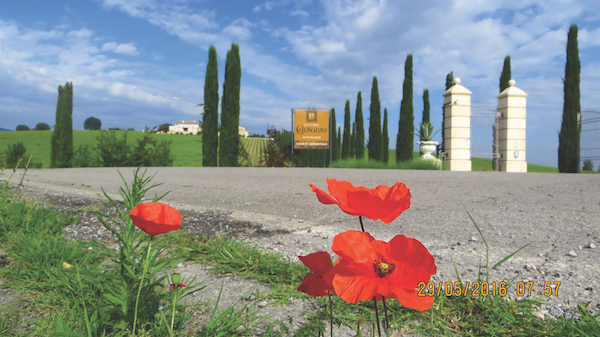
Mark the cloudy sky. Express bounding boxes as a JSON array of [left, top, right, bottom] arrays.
[[1, 0, 599, 167]]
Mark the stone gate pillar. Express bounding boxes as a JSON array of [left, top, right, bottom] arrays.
[[497, 79, 527, 172], [443, 78, 472, 171]]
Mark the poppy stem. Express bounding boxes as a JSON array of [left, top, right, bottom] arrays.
[[359, 216, 365, 232], [382, 295, 389, 334], [133, 235, 153, 335], [328, 291, 333, 337], [373, 297, 381, 337]]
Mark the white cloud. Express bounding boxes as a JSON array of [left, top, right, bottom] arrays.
[[108, 82, 170, 103], [101, 42, 138, 55]]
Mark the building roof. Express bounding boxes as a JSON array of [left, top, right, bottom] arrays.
[[177, 120, 199, 125]]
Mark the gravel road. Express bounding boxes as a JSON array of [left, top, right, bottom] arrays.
[[2, 167, 599, 334]]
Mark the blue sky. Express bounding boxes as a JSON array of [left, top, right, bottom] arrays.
[[1, 0, 600, 168]]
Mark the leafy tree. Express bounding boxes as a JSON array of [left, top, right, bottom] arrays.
[[582, 159, 593, 171], [219, 43, 241, 167], [368, 77, 382, 161], [382, 108, 389, 165], [396, 54, 414, 162], [35, 123, 51, 130], [203, 45, 219, 167], [442, 71, 454, 154], [51, 82, 74, 168], [84, 116, 102, 130], [558, 25, 580, 173], [16, 125, 30, 131], [355, 92, 364, 160], [336, 126, 342, 161], [342, 100, 351, 159]]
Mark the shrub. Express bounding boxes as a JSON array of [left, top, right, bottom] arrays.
[[582, 159, 594, 172], [96, 131, 174, 167], [96, 130, 131, 167], [16, 125, 30, 131], [35, 123, 51, 130], [3, 142, 42, 168], [72, 144, 98, 167]]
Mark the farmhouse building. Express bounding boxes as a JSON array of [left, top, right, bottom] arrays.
[[169, 120, 201, 135]]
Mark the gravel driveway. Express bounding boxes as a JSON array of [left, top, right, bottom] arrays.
[[3, 167, 599, 333]]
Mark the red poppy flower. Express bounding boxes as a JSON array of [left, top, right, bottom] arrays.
[[309, 179, 410, 223], [297, 251, 334, 297], [130, 202, 182, 236], [325, 230, 436, 311]]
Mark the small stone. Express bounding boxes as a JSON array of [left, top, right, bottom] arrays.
[[177, 263, 184, 268], [538, 253, 544, 257], [588, 242, 596, 249], [257, 300, 268, 308], [459, 241, 467, 246], [553, 272, 560, 277], [585, 287, 593, 291], [243, 295, 254, 301], [567, 251, 578, 257], [569, 271, 578, 276], [533, 311, 545, 320], [470, 236, 478, 242], [298, 220, 304, 223], [524, 263, 537, 271]]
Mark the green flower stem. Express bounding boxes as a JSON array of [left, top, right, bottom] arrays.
[[328, 291, 333, 337], [133, 235, 153, 335], [382, 296, 389, 334], [170, 288, 179, 336], [373, 297, 381, 337], [359, 216, 365, 232]]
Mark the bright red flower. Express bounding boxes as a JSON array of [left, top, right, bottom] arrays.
[[325, 230, 436, 311], [297, 251, 334, 297], [130, 202, 182, 236], [309, 179, 410, 223]]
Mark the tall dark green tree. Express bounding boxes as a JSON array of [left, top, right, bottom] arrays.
[[330, 108, 337, 163], [368, 77, 382, 161], [349, 122, 356, 159], [342, 100, 351, 159], [382, 108, 389, 164], [219, 43, 241, 167], [51, 82, 73, 168], [396, 54, 414, 162], [419, 89, 430, 156], [355, 92, 365, 160], [336, 126, 342, 161], [442, 71, 454, 154], [558, 25, 580, 173], [203, 46, 219, 167], [499, 56, 512, 92]]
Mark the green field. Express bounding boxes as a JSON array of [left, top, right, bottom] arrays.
[[0, 130, 562, 172]]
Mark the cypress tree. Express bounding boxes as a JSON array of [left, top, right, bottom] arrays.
[[219, 43, 241, 167], [350, 122, 356, 159], [330, 108, 337, 164], [368, 77, 382, 161], [396, 54, 414, 162], [203, 46, 219, 167], [499, 56, 511, 92], [355, 92, 364, 160], [558, 25, 580, 173], [342, 100, 351, 159], [337, 126, 342, 161], [382, 108, 389, 165], [442, 71, 454, 154], [51, 82, 73, 168], [420, 89, 431, 156]]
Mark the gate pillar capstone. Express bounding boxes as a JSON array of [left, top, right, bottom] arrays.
[[497, 79, 527, 172], [443, 78, 472, 171]]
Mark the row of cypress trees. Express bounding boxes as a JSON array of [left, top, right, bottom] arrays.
[[202, 43, 241, 167]]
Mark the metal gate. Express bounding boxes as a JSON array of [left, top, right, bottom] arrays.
[[579, 108, 600, 172], [471, 105, 501, 171]]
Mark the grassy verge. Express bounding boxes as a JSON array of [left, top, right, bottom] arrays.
[[1, 175, 598, 336]]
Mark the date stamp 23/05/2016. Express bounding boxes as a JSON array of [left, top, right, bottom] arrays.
[[417, 281, 561, 297]]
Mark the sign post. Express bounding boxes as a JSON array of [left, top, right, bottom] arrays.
[[291, 108, 330, 167]]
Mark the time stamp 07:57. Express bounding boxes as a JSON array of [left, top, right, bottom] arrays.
[[417, 281, 561, 297]]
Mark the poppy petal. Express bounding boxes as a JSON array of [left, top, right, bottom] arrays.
[[309, 184, 339, 205], [331, 230, 378, 265], [130, 202, 181, 236], [298, 251, 332, 276], [389, 287, 435, 311], [297, 273, 332, 297]]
